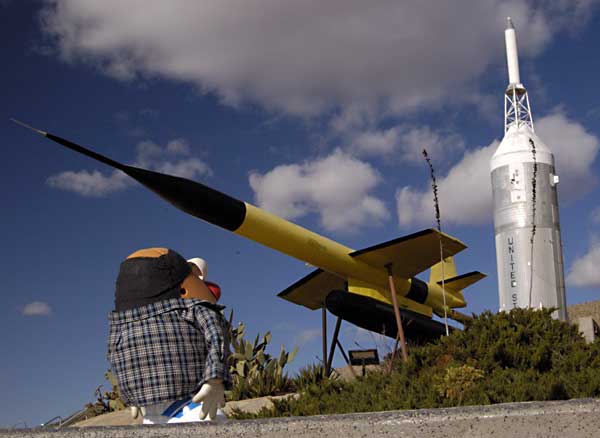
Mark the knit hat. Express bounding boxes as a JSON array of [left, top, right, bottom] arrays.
[[115, 248, 191, 311]]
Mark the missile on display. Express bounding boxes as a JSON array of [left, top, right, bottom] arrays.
[[12, 119, 485, 340], [490, 18, 567, 320], [504, 17, 521, 86]]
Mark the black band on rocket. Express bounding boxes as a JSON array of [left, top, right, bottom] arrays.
[[123, 166, 247, 231], [405, 277, 428, 304]]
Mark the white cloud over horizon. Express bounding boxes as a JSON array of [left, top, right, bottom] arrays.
[[396, 111, 600, 228], [22, 301, 52, 316], [39, 1, 595, 118], [47, 138, 211, 197], [249, 150, 389, 233], [566, 240, 600, 288]]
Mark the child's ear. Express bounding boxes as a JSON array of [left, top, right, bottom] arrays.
[[180, 288, 189, 298]]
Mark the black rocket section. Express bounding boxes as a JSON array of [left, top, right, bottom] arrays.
[[17, 123, 247, 232], [325, 291, 449, 343], [120, 166, 247, 232]]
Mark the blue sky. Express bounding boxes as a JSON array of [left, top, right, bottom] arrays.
[[2, 0, 600, 428]]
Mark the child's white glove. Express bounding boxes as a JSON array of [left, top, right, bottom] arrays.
[[130, 406, 146, 419], [192, 378, 225, 421]]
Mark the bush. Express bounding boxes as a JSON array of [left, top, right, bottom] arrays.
[[83, 370, 127, 419], [293, 363, 336, 391], [237, 308, 600, 418]]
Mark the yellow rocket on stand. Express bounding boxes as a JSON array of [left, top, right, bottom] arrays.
[[12, 119, 485, 341]]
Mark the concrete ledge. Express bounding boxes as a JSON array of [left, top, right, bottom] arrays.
[[2, 398, 599, 438]]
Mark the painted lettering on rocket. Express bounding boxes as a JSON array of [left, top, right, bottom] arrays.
[[508, 236, 518, 307], [307, 238, 327, 253]]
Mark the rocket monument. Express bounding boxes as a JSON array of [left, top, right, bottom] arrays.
[[491, 18, 567, 320]]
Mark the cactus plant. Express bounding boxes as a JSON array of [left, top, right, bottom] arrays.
[[227, 312, 298, 401]]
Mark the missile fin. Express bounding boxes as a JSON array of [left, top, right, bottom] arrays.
[[277, 268, 346, 310], [436, 271, 486, 292], [350, 229, 466, 278], [429, 256, 458, 284]]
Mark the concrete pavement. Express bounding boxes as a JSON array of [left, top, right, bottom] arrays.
[[2, 398, 599, 437]]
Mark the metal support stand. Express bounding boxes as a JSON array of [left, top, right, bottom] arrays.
[[336, 339, 357, 378], [322, 306, 328, 374], [326, 316, 342, 375], [386, 264, 408, 369]]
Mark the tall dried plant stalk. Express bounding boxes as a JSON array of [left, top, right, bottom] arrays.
[[422, 149, 449, 336], [528, 138, 537, 308]]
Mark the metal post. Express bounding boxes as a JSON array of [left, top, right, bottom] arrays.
[[327, 316, 343, 375], [336, 339, 357, 378], [322, 306, 327, 373], [386, 264, 409, 365]]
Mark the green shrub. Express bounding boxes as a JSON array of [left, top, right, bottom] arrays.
[[435, 364, 484, 405], [236, 308, 600, 418], [293, 363, 338, 390]]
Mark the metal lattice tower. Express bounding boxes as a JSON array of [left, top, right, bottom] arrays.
[[505, 85, 534, 133]]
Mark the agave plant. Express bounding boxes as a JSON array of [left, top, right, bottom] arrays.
[[227, 311, 298, 401]]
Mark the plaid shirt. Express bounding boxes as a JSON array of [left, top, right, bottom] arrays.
[[107, 298, 231, 407]]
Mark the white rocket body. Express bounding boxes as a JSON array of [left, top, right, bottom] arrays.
[[490, 18, 567, 320], [504, 22, 521, 86]]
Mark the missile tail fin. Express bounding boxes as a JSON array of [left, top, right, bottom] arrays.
[[429, 256, 458, 285], [435, 271, 487, 300]]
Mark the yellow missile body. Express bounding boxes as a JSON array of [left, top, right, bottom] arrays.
[[13, 119, 483, 325]]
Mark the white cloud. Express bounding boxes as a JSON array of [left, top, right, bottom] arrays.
[[294, 328, 322, 346], [47, 169, 130, 197], [397, 142, 498, 227], [166, 139, 190, 156], [22, 301, 52, 316], [38, 1, 594, 117], [47, 138, 211, 197], [156, 159, 211, 180], [348, 125, 465, 163], [566, 241, 600, 288], [535, 113, 600, 197], [396, 112, 599, 227], [249, 150, 389, 232]]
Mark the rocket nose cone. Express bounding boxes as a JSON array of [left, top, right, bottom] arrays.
[[506, 17, 515, 29]]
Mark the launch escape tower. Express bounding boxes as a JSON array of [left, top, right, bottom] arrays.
[[490, 18, 567, 320]]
